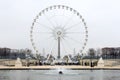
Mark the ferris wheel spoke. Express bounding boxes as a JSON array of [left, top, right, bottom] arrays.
[[49, 15, 60, 26], [44, 14, 56, 28], [66, 32, 84, 34], [35, 35, 53, 45], [61, 40, 73, 54], [65, 36, 82, 44], [62, 9, 65, 16], [62, 14, 74, 29], [47, 40, 56, 60], [65, 22, 80, 31], [43, 36, 54, 43], [46, 35, 54, 40], [52, 10, 59, 26], [62, 38, 73, 53], [33, 32, 52, 34], [61, 40, 67, 54], [49, 40, 56, 53], [36, 22, 53, 31]]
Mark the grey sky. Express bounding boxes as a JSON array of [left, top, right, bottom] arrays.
[[0, 0, 120, 51]]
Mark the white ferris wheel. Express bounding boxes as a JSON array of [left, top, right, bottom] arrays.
[[30, 5, 88, 59]]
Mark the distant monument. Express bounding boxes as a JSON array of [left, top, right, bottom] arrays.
[[97, 57, 104, 67], [15, 57, 22, 67]]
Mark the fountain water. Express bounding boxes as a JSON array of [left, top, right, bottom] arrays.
[[44, 68, 80, 75]]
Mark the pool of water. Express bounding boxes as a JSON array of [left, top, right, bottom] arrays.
[[0, 69, 120, 80]]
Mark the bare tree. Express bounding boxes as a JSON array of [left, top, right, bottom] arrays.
[[88, 48, 96, 67], [96, 48, 102, 57], [88, 48, 96, 57]]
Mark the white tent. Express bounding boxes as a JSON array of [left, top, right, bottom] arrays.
[[97, 57, 104, 67], [15, 57, 22, 67]]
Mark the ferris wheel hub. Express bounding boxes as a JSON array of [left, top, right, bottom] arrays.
[[57, 31, 62, 35], [52, 27, 66, 40]]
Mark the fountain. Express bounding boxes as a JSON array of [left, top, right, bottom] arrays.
[[15, 57, 22, 67], [44, 68, 73, 75], [59, 71, 63, 74]]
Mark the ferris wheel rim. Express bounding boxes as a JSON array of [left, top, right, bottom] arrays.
[[30, 5, 88, 56]]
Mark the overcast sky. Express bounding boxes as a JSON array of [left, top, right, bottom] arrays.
[[0, 0, 120, 51]]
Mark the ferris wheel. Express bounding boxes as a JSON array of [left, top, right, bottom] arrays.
[[30, 5, 88, 59]]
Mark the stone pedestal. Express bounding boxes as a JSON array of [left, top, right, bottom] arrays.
[[15, 57, 22, 67], [97, 57, 104, 67]]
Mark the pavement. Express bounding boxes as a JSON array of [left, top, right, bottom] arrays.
[[0, 65, 120, 70]]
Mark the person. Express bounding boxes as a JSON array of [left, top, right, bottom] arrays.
[[91, 61, 94, 67]]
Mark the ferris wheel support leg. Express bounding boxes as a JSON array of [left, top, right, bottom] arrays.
[[58, 37, 61, 59]]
